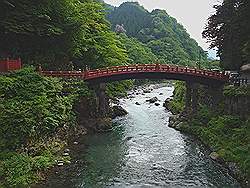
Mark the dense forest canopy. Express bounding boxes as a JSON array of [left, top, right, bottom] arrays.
[[106, 2, 208, 67], [0, 0, 128, 70], [203, 0, 250, 70], [0, 0, 210, 70]]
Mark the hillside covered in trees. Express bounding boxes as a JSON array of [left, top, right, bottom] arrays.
[[107, 2, 209, 67], [0, 0, 128, 70], [0, 1, 214, 186]]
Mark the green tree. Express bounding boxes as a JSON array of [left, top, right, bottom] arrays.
[[107, 2, 208, 67], [0, 0, 128, 70], [203, 0, 250, 70], [118, 34, 157, 64]]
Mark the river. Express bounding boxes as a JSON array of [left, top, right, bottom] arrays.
[[38, 84, 241, 188]]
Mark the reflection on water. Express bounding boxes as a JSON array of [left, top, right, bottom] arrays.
[[37, 84, 240, 188]]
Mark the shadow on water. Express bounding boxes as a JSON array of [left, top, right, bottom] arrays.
[[35, 84, 241, 188]]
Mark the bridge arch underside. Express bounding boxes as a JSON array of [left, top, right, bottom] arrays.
[[86, 72, 226, 86]]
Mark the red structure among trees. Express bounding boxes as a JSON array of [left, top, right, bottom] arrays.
[[0, 58, 22, 72], [40, 64, 229, 85]]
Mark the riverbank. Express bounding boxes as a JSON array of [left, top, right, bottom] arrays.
[[35, 84, 240, 187], [166, 83, 250, 187], [0, 68, 98, 187]]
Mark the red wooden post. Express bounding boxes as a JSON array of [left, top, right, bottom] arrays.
[[6, 58, 10, 71], [155, 64, 160, 71]]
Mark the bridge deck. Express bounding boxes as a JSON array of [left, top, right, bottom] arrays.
[[40, 64, 229, 83]]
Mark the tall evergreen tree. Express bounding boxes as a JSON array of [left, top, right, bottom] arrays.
[[203, 0, 250, 70]]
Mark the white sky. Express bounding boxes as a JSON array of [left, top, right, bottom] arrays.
[[104, 0, 221, 51]]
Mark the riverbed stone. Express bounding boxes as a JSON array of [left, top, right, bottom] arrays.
[[112, 105, 128, 118], [163, 98, 172, 109], [94, 118, 113, 132], [58, 162, 64, 166], [111, 97, 120, 105], [64, 149, 70, 152], [146, 97, 158, 103], [209, 152, 220, 160], [143, 89, 151, 93], [155, 102, 160, 106], [63, 153, 69, 156]]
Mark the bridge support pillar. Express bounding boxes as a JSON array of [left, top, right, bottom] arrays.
[[192, 84, 199, 112], [185, 82, 199, 114], [94, 83, 110, 117], [185, 82, 192, 113]]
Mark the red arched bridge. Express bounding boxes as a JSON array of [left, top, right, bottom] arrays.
[[40, 64, 229, 86]]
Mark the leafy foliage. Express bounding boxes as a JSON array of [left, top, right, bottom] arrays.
[[0, 139, 69, 187], [107, 80, 134, 98], [107, 2, 152, 38], [181, 110, 250, 180], [0, 67, 89, 150], [169, 82, 250, 180], [107, 2, 208, 67], [168, 81, 186, 113], [117, 34, 157, 65], [223, 85, 250, 96], [0, 0, 128, 70], [203, 0, 250, 70]]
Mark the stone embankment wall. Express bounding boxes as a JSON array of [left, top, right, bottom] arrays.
[[224, 96, 250, 118]]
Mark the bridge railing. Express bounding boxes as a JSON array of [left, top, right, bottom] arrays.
[[40, 64, 229, 82], [85, 64, 229, 81], [41, 70, 84, 78]]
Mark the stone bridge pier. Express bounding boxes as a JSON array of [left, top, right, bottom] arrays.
[[91, 81, 225, 119], [92, 83, 110, 118]]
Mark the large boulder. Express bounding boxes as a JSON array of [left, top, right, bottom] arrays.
[[112, 105, 128, 118], [146, 97, 158, 103], [95, 118, 113, 132], [163, 98, 172, 109]]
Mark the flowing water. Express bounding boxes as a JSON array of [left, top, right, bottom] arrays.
[[38, 84, 241, 188]]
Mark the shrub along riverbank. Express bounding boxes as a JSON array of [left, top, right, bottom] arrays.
[[168, 83, 250, 186], [0, 68, 93, 187]]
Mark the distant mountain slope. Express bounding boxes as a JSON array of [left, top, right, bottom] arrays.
[[106, 2, 208, 67], [107, 2, 152, 38]]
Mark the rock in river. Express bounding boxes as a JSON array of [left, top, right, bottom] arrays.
[[209, 152, 220, 161], [112, 105, 128, 118], [163, 98, 172, 109], [146, 97, 158, 103], [143, 89, 151, 93]]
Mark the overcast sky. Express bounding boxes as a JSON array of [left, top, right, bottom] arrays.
[[104, 0, 221, 51]]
